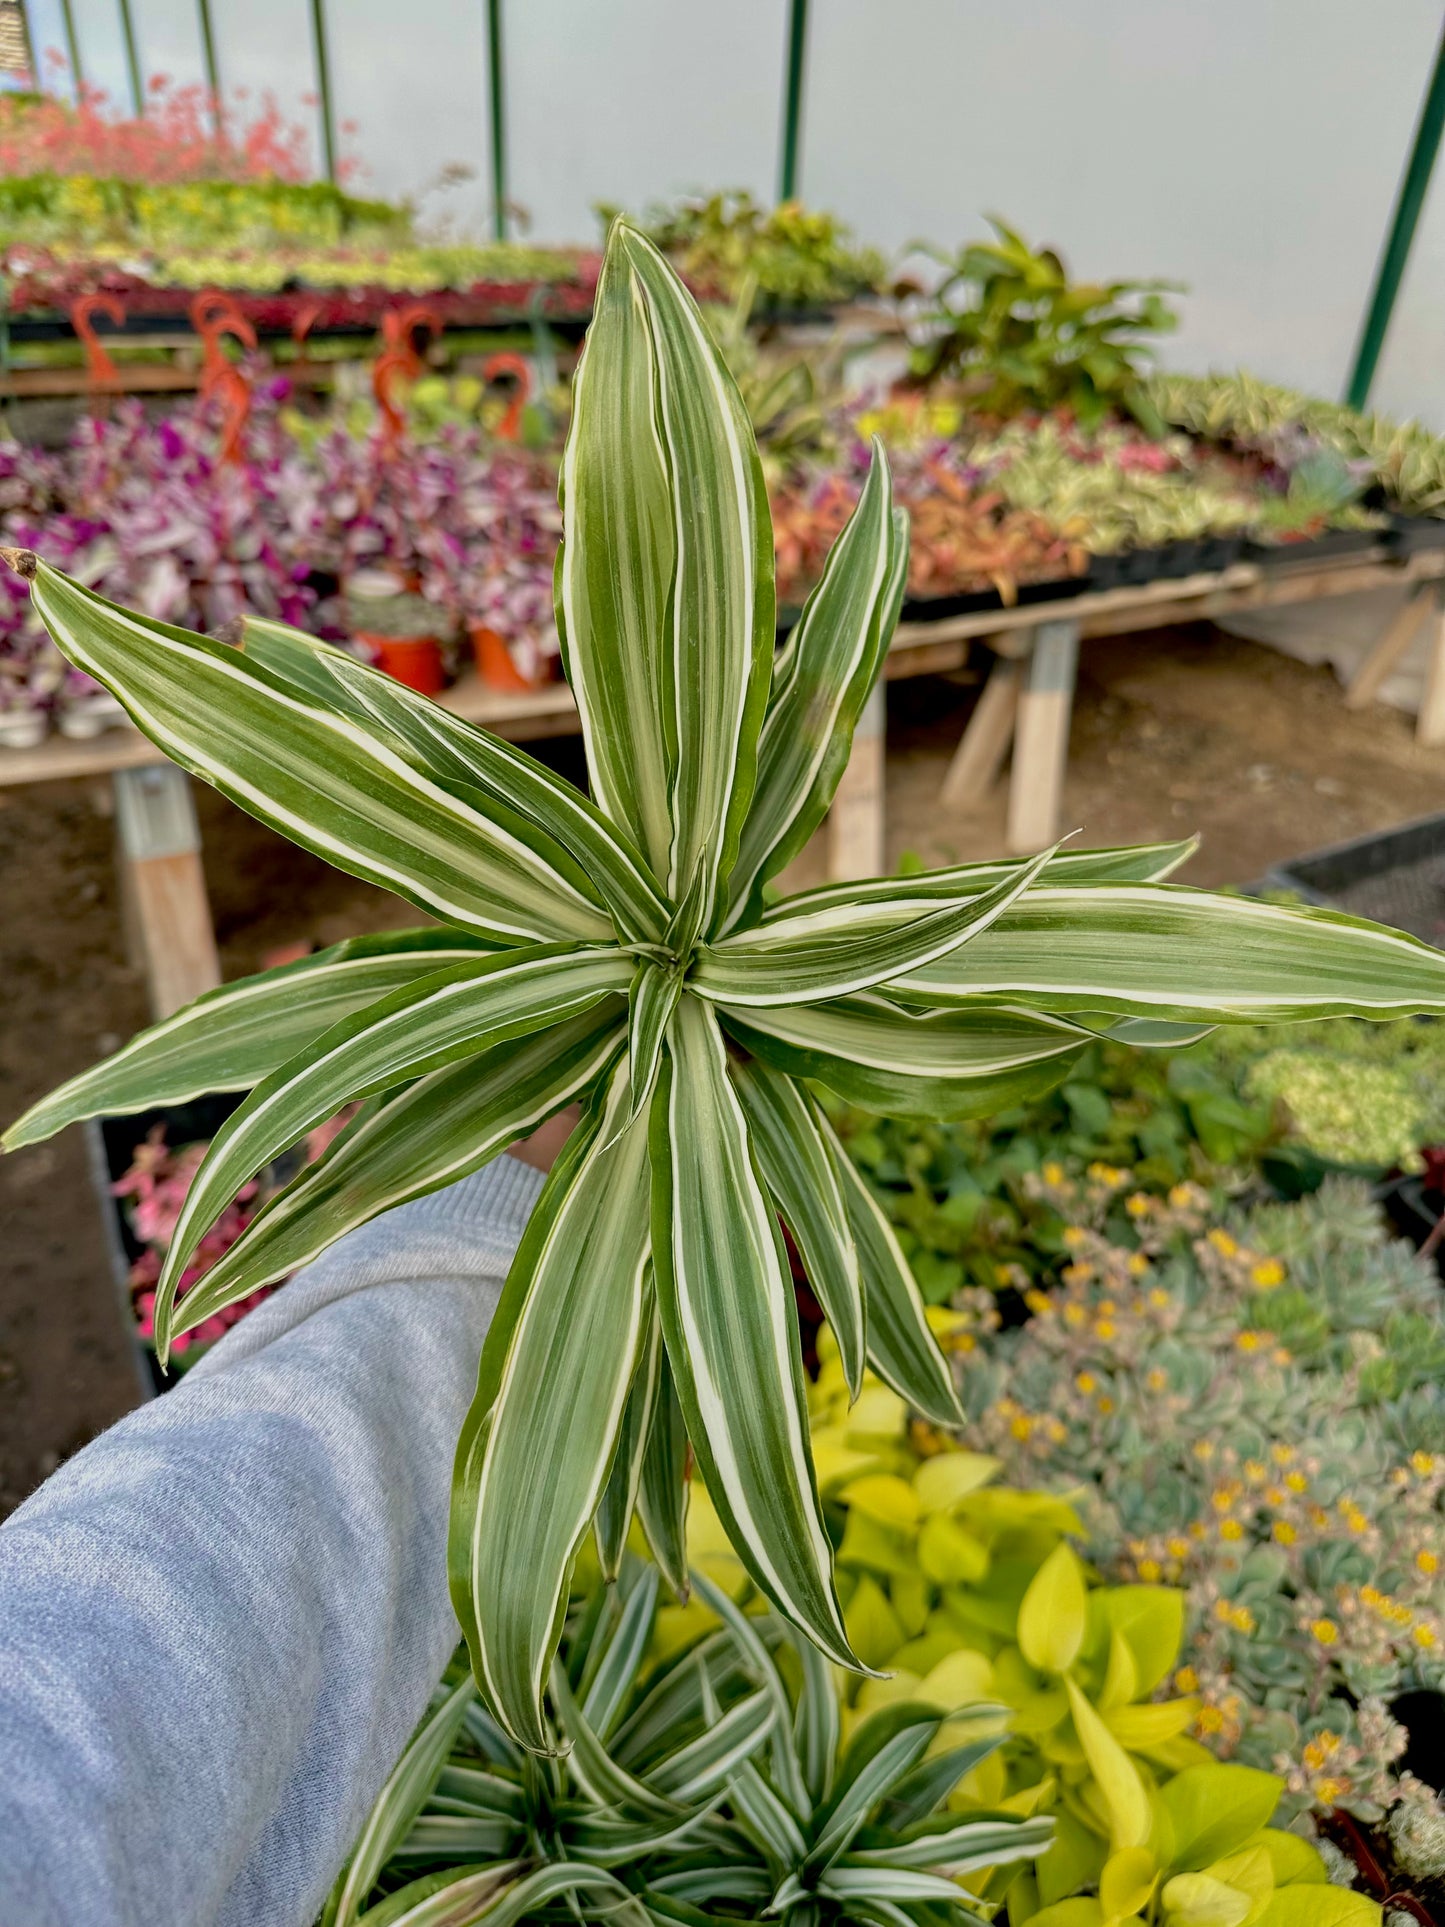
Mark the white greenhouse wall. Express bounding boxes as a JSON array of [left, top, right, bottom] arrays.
[[16, 0, 1445, 426]]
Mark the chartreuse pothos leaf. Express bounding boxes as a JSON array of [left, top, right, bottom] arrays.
[[0, 927, 499, 1150], [239, 617, 669, 945], [721, 441, 905, 931], [887, 884, 1445, 1022], [559, 221, 773, 916], [720, 994, 1087, 1120], [165, 1004, 626, 1341], [729, 1053, 866, 1400], [451, 1057, 653, 1750], [759, 838, 1196, 923], [651, 994, 857, 1669], [152, 946, 631, 1361], [324, 1677, 477, 1927], [1017, 1543, 1089, 1676], [813, 1104, 963, 1426], [18, 559, 614, 946], [693, 844, 1058, 1007]]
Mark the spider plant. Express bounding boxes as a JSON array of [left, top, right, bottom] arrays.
[[329, 1558, 1049, 1927], [7, 220, 1445, 1753]]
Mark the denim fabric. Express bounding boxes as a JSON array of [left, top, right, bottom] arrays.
[[0, 1153, 543, 1927]]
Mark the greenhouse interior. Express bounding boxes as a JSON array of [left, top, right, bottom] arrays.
[[2, 4, 1445, 1924]]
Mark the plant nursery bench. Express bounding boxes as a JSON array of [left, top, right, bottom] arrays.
[[1, 546, 1439, 1020]]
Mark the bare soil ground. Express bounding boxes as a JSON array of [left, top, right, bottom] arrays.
[[3, 622, 1442, 1512]]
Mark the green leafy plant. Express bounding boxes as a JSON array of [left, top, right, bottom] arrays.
[[7, 221, 1445, 1755], [327, 1554, 1052, 1925], [911, 219, 1180, 431], [603, 189, 887, 306]]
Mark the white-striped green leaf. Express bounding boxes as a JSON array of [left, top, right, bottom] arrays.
[[781, 1621, 839, 1809], [647, 1688, 778, 1806], [364, 1862, 647, 1927], [636, 1346, 692, 1601], [153, 946, 630, 1360], [730, 1756, 808, 1868], [324, 1678, 477, 1927], [24, 560, 612, 945], [1, 928, 499, 1150], [729, 1055, 865, 1400], [689, 1567, 809, 1816], [241, 615, 669, 945], [719, 995, 1086, 1120], [432, 1763, 526, 1818], [693, 847, 1056, 1008], [758, 839, 1195, 925], [648, 1865, 774, 1905], [847, 1812, 1054, 1874], [887, 884, 1445, 1021], [721, 445, 904, 932], [550, 1655, 681, 1818], [450, 1058, 653, 1750], [165, 1004, 625, 1340], [881, 1740, 1006, 1831], [594, 1313, 662, 1582], [392, 1816, 519, 1863], [816, 1865, 987, 1910], [815, 1107, 962, 1427], [806, 1704, 940, 1875], [581, 1562, 660, 1740], [650, 995, 857, 1671], [628, 961, 686, 1121], [560, 223, 773, 918]]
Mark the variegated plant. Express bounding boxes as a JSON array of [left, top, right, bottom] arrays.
[[327, 1558, 1051, 1927], [8, 220, 1445, 1752]]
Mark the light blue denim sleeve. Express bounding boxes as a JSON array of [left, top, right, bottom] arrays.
[[0, 1152, 544, 1927]]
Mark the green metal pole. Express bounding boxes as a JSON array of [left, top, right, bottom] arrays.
[[485, 0, 508, 241], [778, 0, 809, 202], [308, 0, 338, 184], [1345, 18, 1445, 410], [57, 0, 81, 92], [196, 0, 222, 132], [117, 0, 143, 113]]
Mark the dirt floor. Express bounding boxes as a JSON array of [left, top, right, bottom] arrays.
[[3, 620, 1443, 1514]]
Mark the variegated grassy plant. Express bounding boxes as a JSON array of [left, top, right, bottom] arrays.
[[7, 221, 1445, 1751]]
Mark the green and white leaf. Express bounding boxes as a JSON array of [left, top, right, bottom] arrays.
[[887, 884, 1445, 1021], [720, 994, 1086, 1119], [758, 838, 1196, 924], [635, 1347, 692, 1601], [166, 1004, 625, 1340], [324, 1678, 477, 1927], [729, 1054, 865, 1400], [815, 1105, 963, 1426], [1, 927, 499, 1150], [25, 563, 614, 945], [451, 1058, 652, 1750], [594, 1312, 662, 1583], [651, 996, 856, 1671], [695, 846, 1056, 1008], [153, 946, 630, 1358], [722, 443, 903, 930]]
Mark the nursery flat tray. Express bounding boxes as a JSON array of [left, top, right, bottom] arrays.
[[1264, 810, 1445, 947]]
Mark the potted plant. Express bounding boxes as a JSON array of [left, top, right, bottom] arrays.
[[7, 221, 1445, 1759]]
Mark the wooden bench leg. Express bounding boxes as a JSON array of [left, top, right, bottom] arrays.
[[940, 656, 1021, 809], [114, 765, 221, 1020], [828, 683, 885, 880], [1344, 584, 1434, 710], [1006, 619, 1080, 854], [1418, 590, 1445, 746]]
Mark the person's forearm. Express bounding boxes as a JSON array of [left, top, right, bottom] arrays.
[[0, 1154, 543, 1927]]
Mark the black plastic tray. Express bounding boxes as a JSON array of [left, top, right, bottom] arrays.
[[1087, 536, 1244, 593], [1243, 527, 1382, 568], [1264, 811, 1445, 947], [1385, 511, 1445, 557], [896, 572, 1089, 625], [88, 1093, 249, 1397]]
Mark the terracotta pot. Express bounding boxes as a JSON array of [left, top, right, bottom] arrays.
[[356, 631, 447, 696], [471, 623, 537, 693]]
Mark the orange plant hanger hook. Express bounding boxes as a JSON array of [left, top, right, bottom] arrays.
[[71, 292, 126, 395], [482, 352, 532, 442], [189, 291, 258, 402]]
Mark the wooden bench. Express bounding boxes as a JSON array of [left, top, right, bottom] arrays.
[[2, 546, 1440, 1019]]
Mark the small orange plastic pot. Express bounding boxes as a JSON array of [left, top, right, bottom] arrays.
[[357, 631, 447, 695], [470, 623, 536, 692]]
